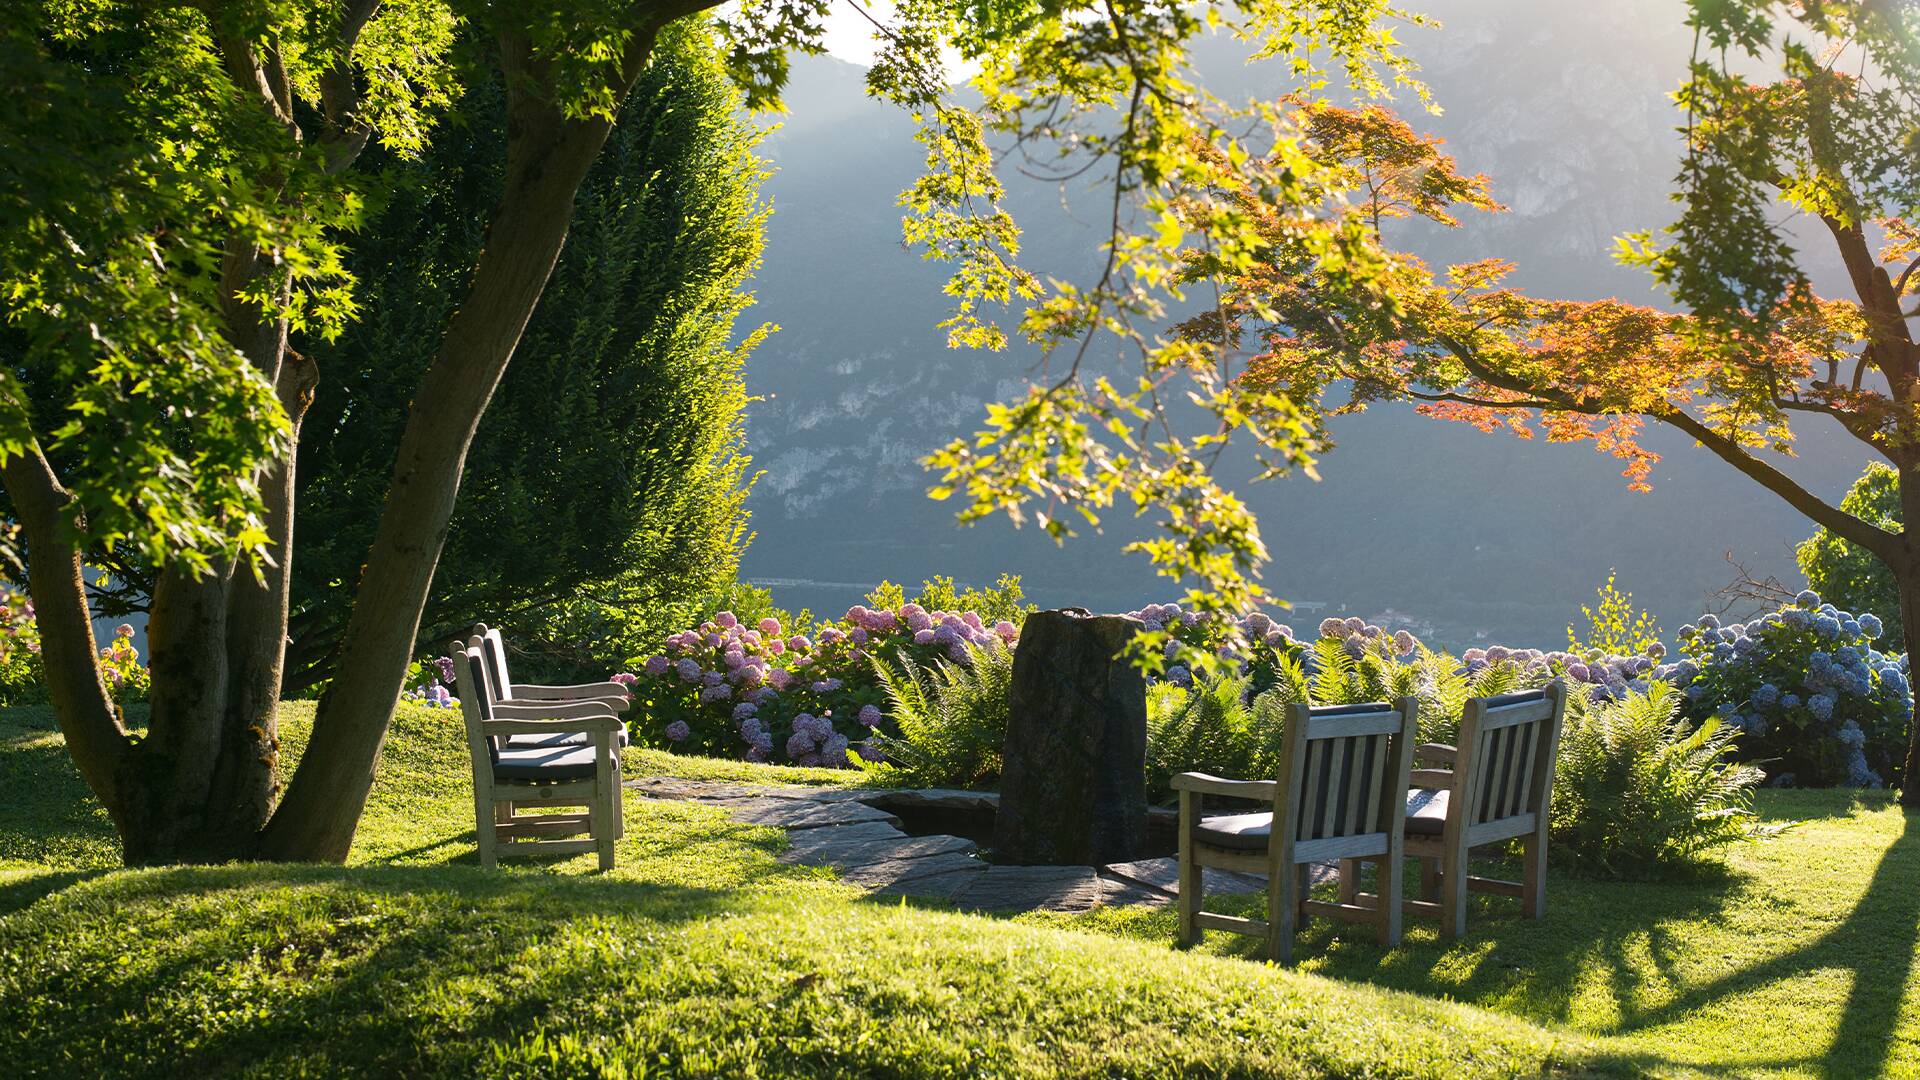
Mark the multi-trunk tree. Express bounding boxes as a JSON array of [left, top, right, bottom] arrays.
[[1173, 1, 1920, 800], [2, 0, 1434, 864]]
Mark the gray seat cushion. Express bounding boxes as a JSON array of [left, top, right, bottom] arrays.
[[1194, 811, 1273, 851], [1193, 791, 1453, 850], [503, 728, 629, 751], [1405, 788, 1450, 835], [492, 743, 599, 782]]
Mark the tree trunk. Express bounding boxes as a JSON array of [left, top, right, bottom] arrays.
[[258, 35, 655, 861], [1897, 472, 1920, 806]]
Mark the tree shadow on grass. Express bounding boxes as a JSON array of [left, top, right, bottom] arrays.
[[0, 868, 110, 916], [0, 863, 755, 1078], [1600, 806, 1920, 1079]]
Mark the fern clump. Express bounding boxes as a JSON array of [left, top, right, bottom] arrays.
[[1144, 676, 1289, 798], [859, 640, 1014, 787], [1552, 681, 1765, 878]]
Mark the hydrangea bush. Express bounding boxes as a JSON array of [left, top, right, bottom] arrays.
[[98, 623, 149, 705], [1653, 591, 1909, 787], [631, 602, 1019, 767], [0, 580, 43, 706], [401, 655, 457, 709]]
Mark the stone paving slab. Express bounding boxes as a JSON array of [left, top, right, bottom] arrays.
[[837, 851, 990, 890], [870, 868, 991, 901], [1097, 875, 1174, 908], [778, 819, 910, 860], [724, 797, 901, 831], [1102, 857, 1275, 897], [950, 865, 1104, 913], [860, 788, 999, 813], [783, 831, 978, 869]]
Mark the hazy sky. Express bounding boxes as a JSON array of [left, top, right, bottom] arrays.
[[820, 0, 892, 66]]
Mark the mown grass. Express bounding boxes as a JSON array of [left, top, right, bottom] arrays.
[[0, 704, 1597, 1078], [1028, 792, 1920, 1079], [4, 703, 1916, 1077]]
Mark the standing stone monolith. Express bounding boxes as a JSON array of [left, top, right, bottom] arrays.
[[995, 608, 1147, 866]]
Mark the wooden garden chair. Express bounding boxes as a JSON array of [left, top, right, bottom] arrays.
[[470, 623, 633, 714], [1174, 698, 1419, 963], [1339, 681, 1567, 938], [452, 644, 623, 870]]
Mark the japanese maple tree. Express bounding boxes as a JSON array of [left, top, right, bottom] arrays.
[[1181, 1, 1920, 800]]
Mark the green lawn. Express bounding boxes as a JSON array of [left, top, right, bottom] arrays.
[[2, 704, 1915, 1077]]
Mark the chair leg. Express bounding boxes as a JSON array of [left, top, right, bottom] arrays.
[[1268, 862, 1298, 964], [1337, 858, 1360, 904], [474, 788, 498, 870], [1440, 845, 1469, 940], [1378, 854, 1404, 947], [593, 733, 616, 871], [1522, 833, 1547, 919], [1177, 793, 1201, 947], [1419, 855, 1439, 902]]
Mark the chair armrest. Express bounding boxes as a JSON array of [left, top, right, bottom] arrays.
[[511, 682, 632, 700], [1415, 743, 1457, 765], [490, 701, 622, 722], [1409, 767, 1456, 790], [1170, 772, 1279, 799], [499, 694, 631, 714], [482, 715, 624, 736]]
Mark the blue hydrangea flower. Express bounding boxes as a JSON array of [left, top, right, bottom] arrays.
[[1859, 613, 1884, 639], [1808, 693, 1836, 722]]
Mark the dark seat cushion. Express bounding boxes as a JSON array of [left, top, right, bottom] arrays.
[[503, 728, 629, 751], [1405, 788, 1450, 835], [1194, 811, 1273, 851], [492, 744, 600, 782]]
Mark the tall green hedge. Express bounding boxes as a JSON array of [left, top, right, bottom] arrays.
[[290, 19, 767, 691]]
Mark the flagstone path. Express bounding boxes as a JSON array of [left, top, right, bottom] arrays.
[[629, 776, 1331, 913]]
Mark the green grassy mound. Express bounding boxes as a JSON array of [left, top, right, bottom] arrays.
[[0, 704, 1600, 1078], [6, 701, 1918, 1077], [0, 864, 1594, 1078]]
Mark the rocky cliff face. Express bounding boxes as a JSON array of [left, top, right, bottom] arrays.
[[736, 1, 1872, 647]]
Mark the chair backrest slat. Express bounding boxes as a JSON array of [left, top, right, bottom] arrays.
[[1342, 736, 1368, 836], [451, 646, 499, 770], [1279, 699, 1417, 845], [1459, 682, 1566, 826]]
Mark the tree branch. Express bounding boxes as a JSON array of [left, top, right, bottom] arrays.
[[0, 436, 131, 817], [1660, 407, 1902, 564]]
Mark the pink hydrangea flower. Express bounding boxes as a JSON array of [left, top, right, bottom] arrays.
[[715, 611, 738, 628], [644, 655, 670, 676], [759, 616, 782, 635], [611, 672, 638, 687], [822, 733, 850, 765], [787, 635, 812, 653], [912, 629, 935, 646]]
